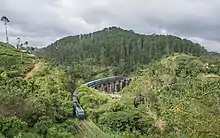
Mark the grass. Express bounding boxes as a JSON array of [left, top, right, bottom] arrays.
[[0, 42, 36, 77]]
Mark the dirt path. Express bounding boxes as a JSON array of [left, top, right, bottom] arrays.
[[204, 74, 220, 78], [25, 60, 41, 79]]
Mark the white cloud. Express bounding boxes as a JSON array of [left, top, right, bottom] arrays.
[[190, 37, 220, 52], [0, 0, 220, 51]]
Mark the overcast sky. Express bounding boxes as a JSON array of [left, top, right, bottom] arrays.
[[0, 0, 220, 52]]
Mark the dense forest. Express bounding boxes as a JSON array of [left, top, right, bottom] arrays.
[[37, 27, 209, 81]]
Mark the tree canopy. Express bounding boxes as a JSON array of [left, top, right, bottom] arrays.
[[1, 25, 220, 138], [77, 54, 220, 138], [37, 26, 209, 80], [0, 42, 77, 138]]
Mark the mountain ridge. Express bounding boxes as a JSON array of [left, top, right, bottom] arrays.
[[36, 26, 210, 81], [46, 26, 207, 50]]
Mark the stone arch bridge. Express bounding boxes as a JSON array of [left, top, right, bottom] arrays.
[[73, 76, 132, 119]]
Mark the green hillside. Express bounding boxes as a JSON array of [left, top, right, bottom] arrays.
[[0, 42, 36, 77], [37, 27, 208, 81], [0, 42, 78, 138], [1, 24, 220, 138], [77, 53, 220, 138]]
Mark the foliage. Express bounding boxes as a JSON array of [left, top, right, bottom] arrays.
[[2, 24, 220, 137], [37, 26, 208, 82], [0, 42, 35, 77], [77, 54, 220, 137], [0, 42, 77, 137], [0, 117, 28, 138]]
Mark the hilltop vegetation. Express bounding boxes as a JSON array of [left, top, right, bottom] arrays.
[[0, 42, 35, 77], [35, 27, 220, 137], [0, 43, 77, 138], [37, 27, 208, 81], [77, 54, 220, 138], [1, 25, 220, 138]]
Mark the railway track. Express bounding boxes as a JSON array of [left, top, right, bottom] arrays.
[[76, 120, 106, 137], [73, 76, 132, 137], [76, 120, 95, 135]]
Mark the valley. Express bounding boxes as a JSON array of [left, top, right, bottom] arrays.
[[1, 27, 220, 138]]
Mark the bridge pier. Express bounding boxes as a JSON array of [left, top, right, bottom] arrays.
[[111, 82, 115, 93], [109, 82, 113, 92], [109, 82, 112, 92], [100, 84, 105, 91], [107, 83, 111, 92], [105, 83, 108, 92], [98, 84, 102, 91], [122, 80, 125, 88], [114, 81, 119, 92], [108, 83, 111, 92], [117, 80, 121, 91], [86, 77, 132, 93]]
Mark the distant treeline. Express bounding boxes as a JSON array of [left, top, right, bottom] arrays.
[[37, 27, 208, 75]]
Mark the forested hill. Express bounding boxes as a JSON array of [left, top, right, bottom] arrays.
[[37, 27, 208, 76]]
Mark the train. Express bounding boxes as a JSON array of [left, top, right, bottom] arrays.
[[73, 76, 131, 120], [73, 92, 84, 120]]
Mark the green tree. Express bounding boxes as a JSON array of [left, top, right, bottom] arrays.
[[1, 16, 10, 44]]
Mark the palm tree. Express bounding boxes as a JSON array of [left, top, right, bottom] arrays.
[[20, 43, 23, 49], [16, 37, 20, 49], [1, 16, 10, 44], [24, 41, 28, 48]]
